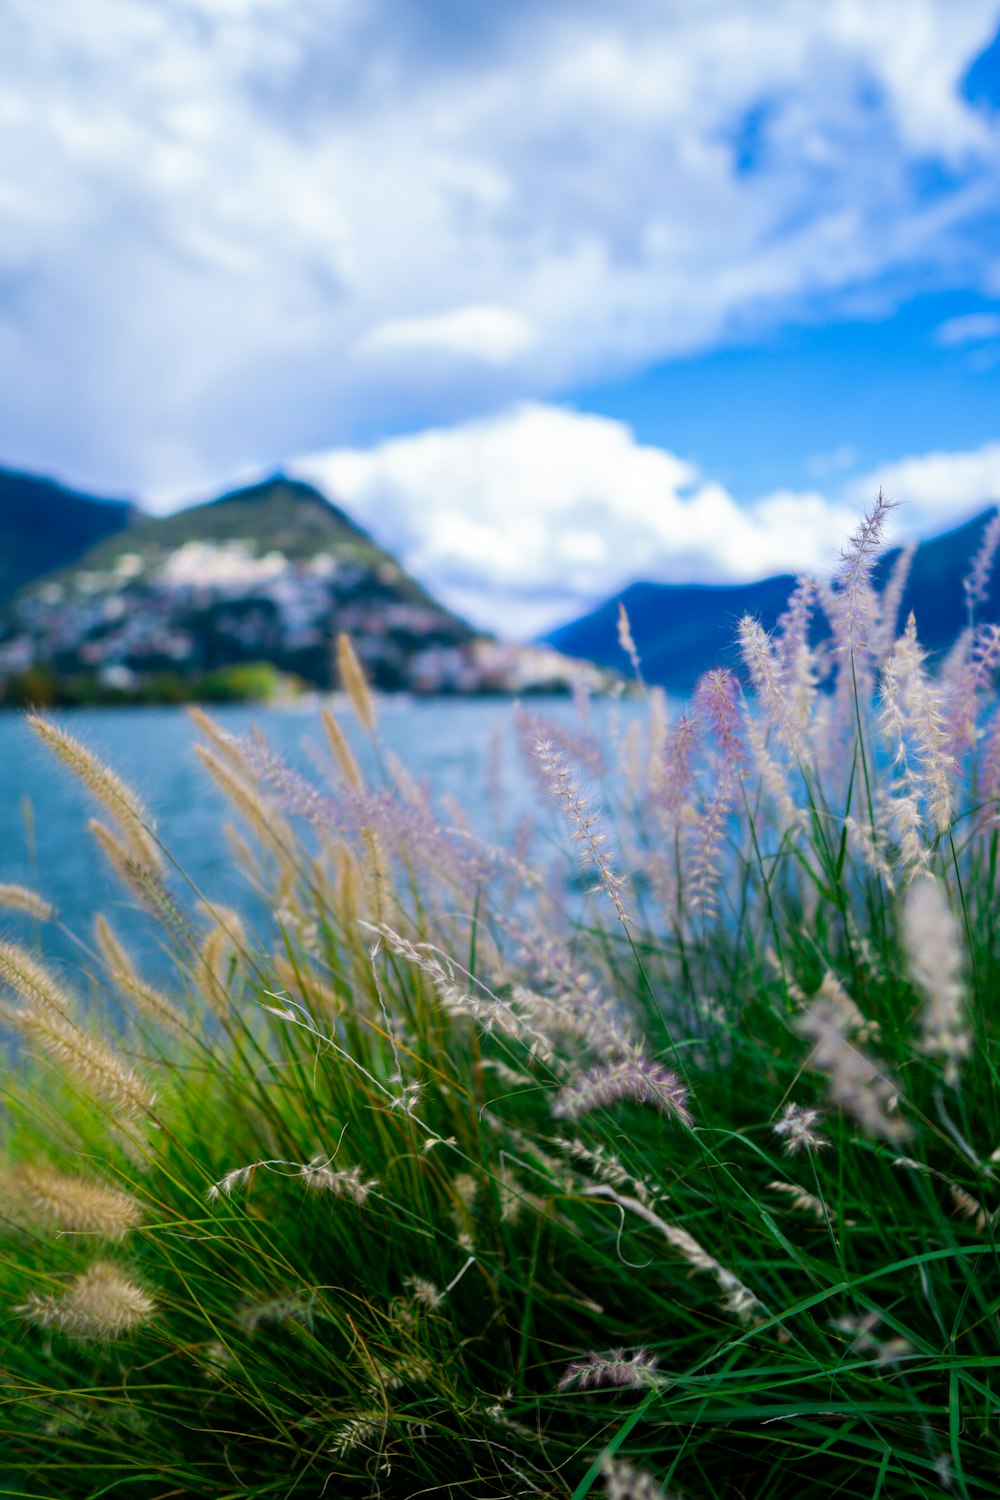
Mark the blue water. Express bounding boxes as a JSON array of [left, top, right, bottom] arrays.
[[0, 696, 627, 986]]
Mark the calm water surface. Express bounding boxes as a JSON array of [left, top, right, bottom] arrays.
[[0, 696, 634, 984]]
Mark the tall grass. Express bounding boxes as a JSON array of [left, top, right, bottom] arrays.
[[2, 504, 1000, 1499]]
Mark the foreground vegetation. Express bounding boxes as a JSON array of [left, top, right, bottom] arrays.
[[2, 498, 1000, 1498]]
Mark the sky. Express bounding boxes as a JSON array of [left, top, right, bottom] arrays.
[[2, 1, 1000, 637]]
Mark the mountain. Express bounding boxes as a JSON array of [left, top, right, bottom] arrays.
[[545, 507, 1000, 692], [0, 472, 596, 702], [0, 468, 135, 602]]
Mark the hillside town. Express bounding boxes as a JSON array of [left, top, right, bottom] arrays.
[[0, 515, 603, 702]]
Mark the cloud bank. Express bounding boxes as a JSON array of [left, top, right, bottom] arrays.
[[293, 405, 1000, 638], [1, 1, 999, 494]]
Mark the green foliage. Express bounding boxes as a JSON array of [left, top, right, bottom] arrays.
[[2, 508, 1000, 1498]]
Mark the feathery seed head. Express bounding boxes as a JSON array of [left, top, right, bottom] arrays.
[[403, 1275, 443, 1309], [601, 1454, 676, 1499], [769, 1180, 829, 1221], [336, 632, 377, 733], [772, 1102, 830, 1154], [551, 1053, 691, 1127], [904, 876, 969, 1086], [3, 1164, 142, 1238], [0, 884, 55, 922], [322, 706, 365, 792], [0, 942, 74, 1017], [27, 714, 161, 869], [617, 603, 644, 683], [964, 508, 1000, 614], [557, 1348, 661, 1392], [832, 490, 896, 657], [533, 737, 630, 924], [19, 1261, 154, 1340], [2, 1003, 154, 1119], [795, 994, 910, 1142]]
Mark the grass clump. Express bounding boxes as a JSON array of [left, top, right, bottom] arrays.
[[2, 507, 1000, 1498]]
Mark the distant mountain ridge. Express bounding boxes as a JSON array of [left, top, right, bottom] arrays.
[[0, 469, 135, 602], [545, 508, 1000, 691], [0, 467, 593, 702]]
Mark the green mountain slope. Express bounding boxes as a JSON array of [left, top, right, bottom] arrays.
[[1, 474, 474, 696], [0, 468, 135, 602]]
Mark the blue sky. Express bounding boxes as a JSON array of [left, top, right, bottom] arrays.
[[1, 1, 999, 635]]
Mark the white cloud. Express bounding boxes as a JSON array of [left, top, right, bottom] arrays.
[[360, 305, 537, 363], [0, 1, 998, 493], [847, 442, 1000, 530], [292, 404, 856, 636], [934, 312, 1000, 346], [807, 444, 859, 479], [293, 405, 1000, 638]]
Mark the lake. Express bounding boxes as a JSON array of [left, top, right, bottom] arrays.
[[0, 695, 633, 984]]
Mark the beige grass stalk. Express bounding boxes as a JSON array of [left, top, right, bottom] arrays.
[[533, 738, 630, 926], [0, 941, 75, 1018], [601, 1454, 679, 1500], [88, 819, 187, 943], [2, 1164, 142, 1238], [0, 1002, 154, 1120], [186, 705, 243, 767], [870, 542, 916, 664], [742, 713, 803, 832], [794, 984, 910, 1143], [336, 631, 377, 734], [193, 745, 293, 852], [769, 1181, 830, 1223], [27, 714, 162, 871], [19, 1261, 154, 1339], [904, 877, 970, 1086], [322, 706, 366, 792], [616, 603, 646, 689], [738, 615, 802, 758], [0, 884, 54, 921], [879, 615, 955, 870], [582, 1185, 760, 1325], [94, 916, 187, 1037]]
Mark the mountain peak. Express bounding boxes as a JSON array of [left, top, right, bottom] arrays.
[[211, 472, 329, 509]]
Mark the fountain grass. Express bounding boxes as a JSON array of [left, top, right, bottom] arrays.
[[2, 506, 1000, 1498]]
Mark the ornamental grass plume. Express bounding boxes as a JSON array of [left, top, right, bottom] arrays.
[[794, 986, 910, 1143], [963, 507, 1000, 619], [686, 669, 744, 918], [2, 1164, 142, 1238], [88, 817, 189, 945], [336, 630, 377, 733], [0, 941, 75, 1018], [557, 1348, 661, 1392], [0, 884, 54, 921], [532, 737, 630, 924], [772, 1102, 830, 1155], [904, 876, 969, 1085], [879, 613, 955, 860], [601, 1455, 677, 1500], [549, 1051, 691, 1127], [616, 602, 645, 687], [26, 714, 162, 871], [830, 488, 896, 661], [738, 614, 802, 758], [94, 915, 188, 1037], [19, 1261, 155, 1340], [0, 1002, 154, 1120]]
